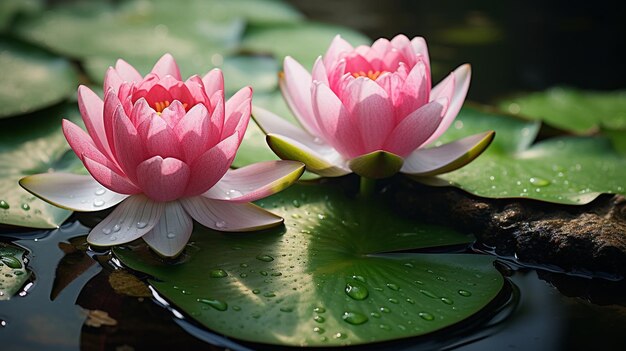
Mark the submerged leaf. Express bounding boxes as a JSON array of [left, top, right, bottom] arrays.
[[0, 243, 30, 300], [115, 183, 503, 347]]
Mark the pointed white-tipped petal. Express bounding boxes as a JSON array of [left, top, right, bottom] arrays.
[[402, 131, 495, 176], [19, 173, 128, 212], [87, 195, 164, 246], [266, 133, 350, 177], [142, 201, 193, 257], [203, 160, 304, 203], [251, 105, 320, 148], [181, 196, 283, 232]]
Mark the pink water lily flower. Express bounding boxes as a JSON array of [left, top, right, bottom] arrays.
[[20, 54, 304, 257], [253, 34, 494, 179]]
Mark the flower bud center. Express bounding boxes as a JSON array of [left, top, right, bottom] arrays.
[[351, 70, 386, 81], [152, 100, 189, 114]]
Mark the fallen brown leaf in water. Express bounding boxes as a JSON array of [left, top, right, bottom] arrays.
[[84, 309, 118, 328], [108, 270, 151, 298]]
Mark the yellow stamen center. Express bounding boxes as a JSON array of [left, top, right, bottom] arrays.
[[153, 100, 188, 115], [351, 70, 386, 80]]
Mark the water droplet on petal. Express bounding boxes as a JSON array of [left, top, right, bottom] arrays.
[[215, 220, 226, 228], [197, 298, 228, 311], [93, 199, 105, 207], [136, 221, 147, 229], [95, 188, 106, 196], [210, 269, 228, 278], [102, 228, 112, 235], [166, 232, 176, 239], [112, 224, 121, 232], [342, 311, 368, 325]]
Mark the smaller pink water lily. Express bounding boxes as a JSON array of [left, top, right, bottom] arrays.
[[20, 54, 304, 257], [253, 34, 494, 179]]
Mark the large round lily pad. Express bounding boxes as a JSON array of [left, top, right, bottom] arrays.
[[417, 106, 626, 204], [0, 243, 30, 300], [0, 104, 84, 228], [115, 183, 503, 347], [499, 87, 626, 133], [0, 38, 77, 119]]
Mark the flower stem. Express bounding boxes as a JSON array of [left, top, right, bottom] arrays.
[[359, 176, 376, 198]]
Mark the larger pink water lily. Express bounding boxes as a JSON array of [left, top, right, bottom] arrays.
[[20, 54, 304, 257], [253, 34, 494, 179]]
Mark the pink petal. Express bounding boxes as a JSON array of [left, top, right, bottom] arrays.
[[136, 156, 190, 202], [142, 201, 193, 257], [159, 100, 187, 128], [203, 160, 304, 203], [311, 56, 329, 85], [202, 69, 224, 99], [112, 106, 146, 183], [280, 56, 321, 135], [185, 75, 211, 110], [87, 195, 164, 247], [62, 119, 121, 173], [181, 196, 282, 232], [396, 60, 430, 121], [77, 85, 112, 157], [311, 81, 363, 158], [129, 98, 156, 127], [174, 104, 210, 163], [114, 59, 143, 83], [133, 73, 159, 98], [137, 115, 184, 160], [83, 155, 141, 194], [184, 133, 239, 197], [344, 53, 372, 74], [144, 84, 173, 110], [103, 89, 122, 154], [343, 77, 394, 153], [383, 99, 447, 157], [410, 36, 430, 69], [222, 86, 251, 140], [208, 94, 224, 148], [323, 35, 354, 68], [424, 64, 471, 145], [150, 53, 181, 80], [103, 67, 124, 95]]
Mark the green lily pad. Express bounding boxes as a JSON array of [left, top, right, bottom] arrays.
[[0, 0, 41, 32], [0, 104, 84, 228], [417, 106, 626, 204], [499, 87, 626, 133], [115, 183, 503, 347], [0, 243, 30, 300], [241, 22, 371, 69], [13, 0, 243, 81], [0, 38, 77, 119]]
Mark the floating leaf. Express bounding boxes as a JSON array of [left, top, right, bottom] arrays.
[[0, 38, 77, 119], [0, 0, 41, 31], [499, 87, 626, 133], [241, 22, 371, 69], [13, 0, 243, 81], [416, 106, 626, 204], [0, 104, 84, 228], [0, 243, 30, 300], [115, 183, 503, 347]]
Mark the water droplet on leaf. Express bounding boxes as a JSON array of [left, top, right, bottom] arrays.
[[197, 298, 228, 311], [256, 254, 274, 262], [210, 269, 228, 278], [345, 282, 369, 300], [342, 311, 368, 325]]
